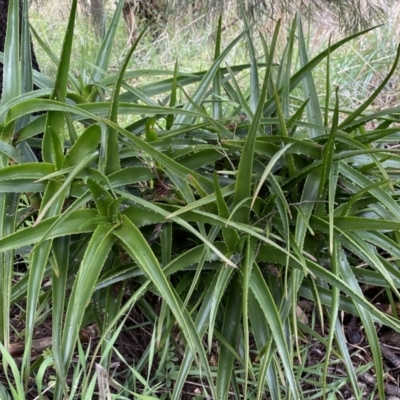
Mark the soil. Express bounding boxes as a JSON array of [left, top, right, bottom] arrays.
[[3, 296, 400, 399]]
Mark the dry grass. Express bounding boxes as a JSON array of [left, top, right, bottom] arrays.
[[26, 1, 400, 115]]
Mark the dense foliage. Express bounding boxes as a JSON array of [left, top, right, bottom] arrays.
[[1, 0, 400, 399]]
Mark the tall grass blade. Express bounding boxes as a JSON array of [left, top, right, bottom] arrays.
[[22, 180, 66, 386], [0, 0, 20, 350], [173, 27, 252, 128], [115, 216, 217, 397], [58, 225, 114, 394], [1, 0, 19, 107], [232, 62, 269, 223], [250, 263, 298, 398], [212, 16, 223, 119], [42, 0, 78, 163], [216, 274, 242, 400], [90, 0, 124, 82], [103, 28, 146, 175]]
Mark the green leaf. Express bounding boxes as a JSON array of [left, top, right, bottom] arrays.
[[337, 248, 384, 399], [323, 239, 340, 398], [87, 179, 114, 218], [216, 276, 243, 399], [212, 16, 223, 120], [22, 180, 66, 385], [213, 175, 238, 252], [241, 237, 256, 400], [90, 0, 124, 82], [103, 28, 146, 175], [20, 0, 34, 99], [172, 265, 232, 400], [42, 0, 78, 164], [114, 216, 217, 398], [0, 0, 20, 108], [166, 60, 179, 130], [145, 117, 158, 142], [61, 224, 115, 375], [35, 150, 99, 226], [339, 44, 400, 131], [51, 236, 70, 396], [233, 60, 270, 223], [0, 191, 18, 347], [263, 25, 379, 118], [250, 263, 298, 399], [298, 17, 324, 138], [173, 26, 253, 128], [251, 143, 293, 209], [0, 210, 100, 252], [63, 124, 101, 168], [318, 87, 339, 198]]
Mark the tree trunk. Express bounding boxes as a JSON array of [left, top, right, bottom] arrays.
[[122, 0, 165, 44], [78, 0, 105, 39], [0, 0, 41, 99]]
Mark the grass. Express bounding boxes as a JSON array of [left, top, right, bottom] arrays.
[[29, 1, 245, 78], [1, 0, 400, 399], [29, 1, 400, 110]]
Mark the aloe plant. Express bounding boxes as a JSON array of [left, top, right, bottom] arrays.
[[1, 1, 400, 399]]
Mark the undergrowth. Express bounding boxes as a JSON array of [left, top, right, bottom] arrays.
[[1, 0, 400, 399]]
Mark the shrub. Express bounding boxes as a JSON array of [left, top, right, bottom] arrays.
[[1, 0, 400, 399]]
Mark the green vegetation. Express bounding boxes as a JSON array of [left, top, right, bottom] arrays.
[[1, 0, 400, 399]]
